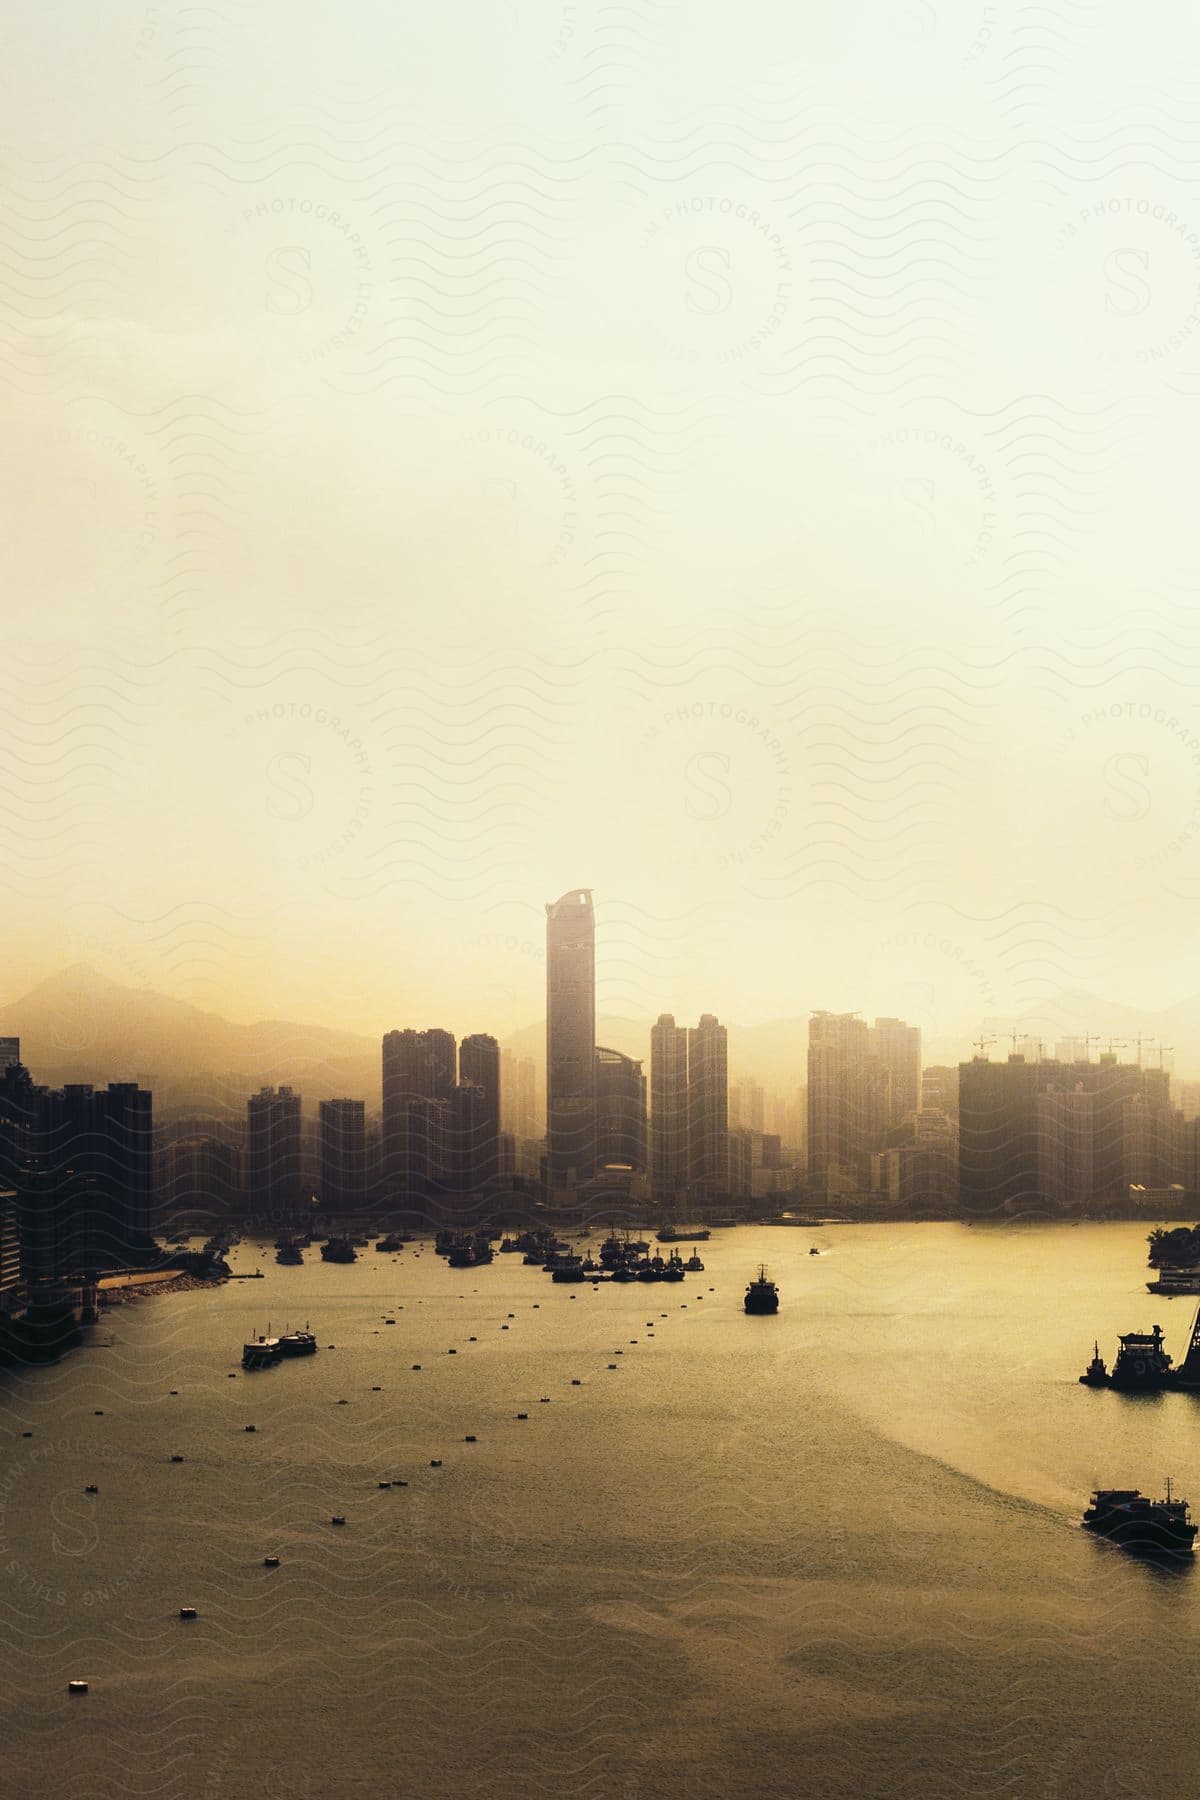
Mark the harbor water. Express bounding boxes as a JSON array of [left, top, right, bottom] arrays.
[[1, 1222, 1196, 1799]]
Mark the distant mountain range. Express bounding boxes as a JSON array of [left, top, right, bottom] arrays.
[[2, 966, 1196, 1110]]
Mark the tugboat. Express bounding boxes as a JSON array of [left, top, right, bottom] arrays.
[[242, 1333, 282, 1369], [684, 1248, 705, 1271], [744, 1267, 779, 1315], [275, 1237, 303, 1266], [321, 1237, 356, 1264], [1083, 1482, 1197, 1554], [551, 1257, 586, 1284], [1079, 1323, 1174, 1391]]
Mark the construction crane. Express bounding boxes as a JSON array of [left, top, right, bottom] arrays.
[[1101, 1036, 1128, 1058], [1133, 1033, 1156, 1067], [972, 1032, 998, 1060], [1157, 1044, 1174, 1071]]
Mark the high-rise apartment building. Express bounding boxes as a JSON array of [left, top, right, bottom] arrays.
[[546, 889, 596, 1183], [650, 1014, 689, 1202], [319, 1098, 366, 1214], [382, 1027, 459, 1201], [869, 1018, 921, 1126], [687, 1014, 728, 1203], [247, 1085, 302, 1219], [807, 1012, 892, 1197], [959, 1052, 1178, 1217], [460, 1034, 502, 1188]]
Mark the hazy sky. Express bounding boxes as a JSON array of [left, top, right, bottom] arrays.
[[5, 1, 1200, 1054]]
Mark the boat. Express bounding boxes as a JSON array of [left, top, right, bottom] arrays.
[[242, 1334, 282, 1369], [275, 1238, 303, 1265], [277, 1327, 318, 1357], [685, 1250, 705, 1271], [498, 1237, 519, 1253], [376, 1235, 403, 1253], [744, 1266, 780, 1315], [321, 1237, 356, 1264], [1079, 1323, 1174, 1390], [809, 1247, 820, 1256], [657, 1226, 710, 1243], [552, 1259, 586, 1283], [1082, 1483, 1197, 1554], [1147, 1269, 1200, 1295]]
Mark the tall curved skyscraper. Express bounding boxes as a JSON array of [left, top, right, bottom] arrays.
[[545, 888, 595, 1183]]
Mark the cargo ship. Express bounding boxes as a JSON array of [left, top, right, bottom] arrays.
[[657, 1225, 711, 1243], [744, 1267, 779, 1315], [1083, 1483, 1197, 1554]]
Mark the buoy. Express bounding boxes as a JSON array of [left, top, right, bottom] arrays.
[[532, 1304, 539, 1309], [170, 1390, 179, 1396], [412, 1364, 422, 1371], [372, 1386, 382, 1392], [244, 1425, 257, 1433], [517, 1412, 528, 1419], [430, 1459, 442, 1468], [331, 1515, 346, 1526], [179, 1606, 198, 1621], [608, 1363, 617, 1369], [227, 1374, 237, 1380], [94, 1410, 104, 1417], [170, 1455, 184, 1463], [263, 1555, 280, 1567], [464, 1434, 476, 1443], [85, 1484, 99, 1494], [507, 1314, 515, 1319], [21, 1431, 32, 1438], [68, 1680, 88, 1694], [337, 1399, 348, 1405], [469, 1336, 477, 1342], [539, 1396, 550, 1404], [379, 1480, 391, 1488], [501, 1325, 509, 1331], [571, 1379, 581, 1385], [448, 1348, 457, 1355]]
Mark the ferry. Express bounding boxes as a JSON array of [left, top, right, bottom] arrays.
[[277, 1326, 318, 1357], [1147, 1269, 1200, 1295], [243, 1334, 282, 1369], [1083, 1483, 1197, 1554], [744, 1267, 780, 1315]]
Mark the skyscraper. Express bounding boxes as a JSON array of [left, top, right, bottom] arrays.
[[382, 1027, 459, 1202], [0, 1038, 19, 1072], [246, 1085, 303, 1220], [807, 1012, 891, 1197], [460, 1033, 502, 1187], [868, 1018, 921, 1126], [545, 888, 595, 1183], [594, 1047, 647, 1171], [319, 1098, 366, 1214], [650, 1014, 688, 1202], [687, 1014, 728, 1203]]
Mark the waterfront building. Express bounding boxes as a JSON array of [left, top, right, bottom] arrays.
[[318, 1098, 366, 1214], [545, 889, 596, 1184], [807, 1012, 892, 1198], [246, 1085, 302, 1221], [687, 1013, 729, 1203], [0, 1038, 19, 1072], [959, 1051, 1181, 1216], [460, 1034, 502, 1187], [869, 1018, 921, 1125], [382, 1026, 459, 1201], [594, 1046, 647, 1172], [650, 1014, 689, 1204]]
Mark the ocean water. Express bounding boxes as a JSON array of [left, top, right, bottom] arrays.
[[1, 1222, 1197, 1799]]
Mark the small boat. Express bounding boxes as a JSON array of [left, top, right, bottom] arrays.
[[809, 1247, 820, 1256], [321, 1237, 357, 1264], [744, 1267, 780, 1315], [685, 1250, 705, 1271], [1079, 1341, 1109, 1386], [376, 1235, 402, 1253]]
